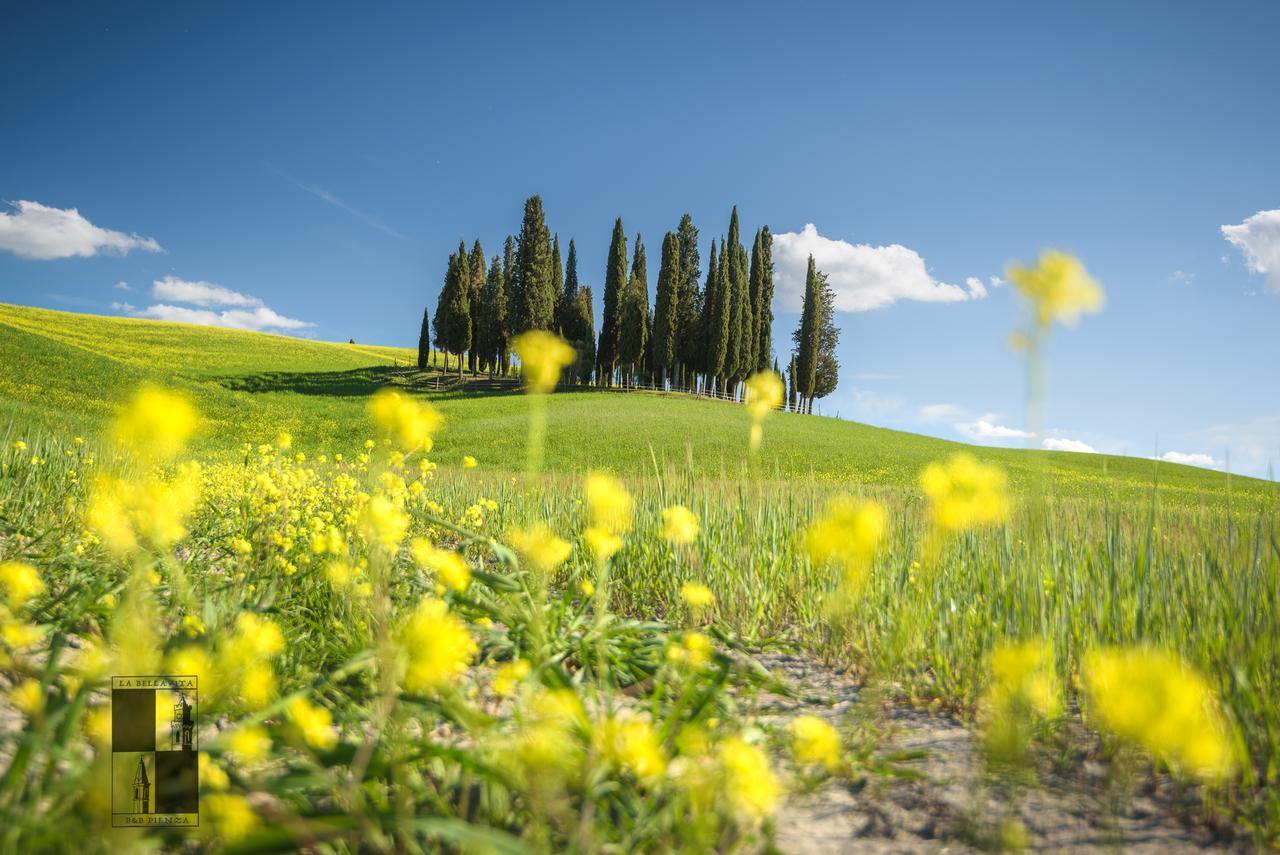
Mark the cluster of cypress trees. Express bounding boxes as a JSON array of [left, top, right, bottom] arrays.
[[418, 196, 835, 410]]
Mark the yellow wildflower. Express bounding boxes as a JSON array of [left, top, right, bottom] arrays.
[[803, 497, 886, 588], [744, 370, 785, 450], [1083, 646, 1234, 781], [790, 715, 842, 771], [462, 455, 477, 469], [396, 598, 477, 693], [409, 538, 471, 592], [667, 631, 714, 668], [595, 714, 666, 784], [1007, 250, 1104, 327], [227, 726, 272, 762], [11, 678, 44, 716], [579, 578, 596, 597], [506, 524, 573, 574], [720, 736, 780, 820], [0, 560, 44, 609], [493, 659, 531, 696], [512, 330, 576, 393], [584, 526, 622, 563], [920, 454, 1008, 531], [200, 753, 230, 792], [661, 505, 700, 545], [113, 385, 198, 460], [368, 388, 442, 451], [359, 495, 408, 552], [204, 793, 259, 843], [585, 471, 632, 534], [288, 697, 337, 751], [986, 640, 1060, 719], [274, 431, 292, 450], [679, 582, 714, 609]]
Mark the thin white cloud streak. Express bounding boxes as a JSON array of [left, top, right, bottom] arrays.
[[1158, 451, 1218, 469], [270, 166, 409, 241], [0, 200, 162, 260], [132, 303, 314, 332], [1222, 209, 1280, 293], [152, 275, 263, 308], [1043, 437, 1098, 453], [771, 224, 987, 312], [954, 415, 1034, 442]]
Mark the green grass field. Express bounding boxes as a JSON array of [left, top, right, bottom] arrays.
[[1, 303, 1271, 509], [1, 302, 1278, 850]]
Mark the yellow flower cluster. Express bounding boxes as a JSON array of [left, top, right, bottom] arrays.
[[1007, 250, 1104, 328], [368, 388, 442, 452], [920, 453, 1008, 532], [1083, 646, 1234, 780], [409, 538, 472, 592], [595, 714, 667, 784], [584, 472, 632, 562], [744, 370, 784, 450], [803, 496, 886, 592], [661, 504, 700, 545], [512, 330, 576, 393], [506, 524, 573, 574], [396, 597, 476, 693], [86, 467, 202, 556], [789, 715, 841, 771], [112, 385, 198, 461], [718, 736, 780, 820], [679, 582, 714, 609], [987, 640, 1060, 719]]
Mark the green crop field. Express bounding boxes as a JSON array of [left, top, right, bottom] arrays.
[[1, 303, 1277, 851]]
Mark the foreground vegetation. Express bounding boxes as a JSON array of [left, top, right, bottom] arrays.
[[1, 282, 1278, 850]]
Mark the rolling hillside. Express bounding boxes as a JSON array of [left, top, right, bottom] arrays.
[[0, 303, 1272, 508]]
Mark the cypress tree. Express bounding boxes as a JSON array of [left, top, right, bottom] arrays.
[[755, 226, 774, 371], [674, 214, 701, 391], [550, 234, 563, 331], [440, 245, 472, 378], [515, 195, 555, 332], [705, 240, 731, 395], [597, 218, 628, 386], [723, 210, 742, 391], [480, 253, 507, 378], [417, 306, 431, 371], [618, 235, 649, 386], [651, 232, 680, 386], [567, 286, 596, 384], [556, 238, 579, 336], [467, 240, 486, 375], [501, 236, 517, 374], [787, 352, 798, 412], [794, 255, 820, 412], [432, 261, 449, 367], [813, 268, 841, 402]]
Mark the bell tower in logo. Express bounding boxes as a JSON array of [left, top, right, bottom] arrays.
[[132, 756, 151, 814]]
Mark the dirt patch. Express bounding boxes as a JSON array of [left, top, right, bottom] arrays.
[[753, 654, 1247, 854]]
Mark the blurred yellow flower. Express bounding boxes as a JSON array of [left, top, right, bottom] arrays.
[[803, 497, 886, 590], [790, 715, 841, 771], [667, 631, 713, 668], [86, 471, 201, 556], [368, 388, 442, 451], [987, 640, 1060, 719], [410, 538, 472, 591], [11, 678, 44, 716], [596, 714, 666, 784], [288, 697, 337, 751], [661, 505, 700, 545], [396, 597, 477, 693], [274, 431, 292, 450], [1084, 646, 1234, 781], [506, 524, 573, 574], [493, 659, 531, 696], [920, 454, 1008, 531], [719, 736, 780, 820], [584, 526, 622, 563], [744, 370, 785, 450], [579, 578, 596, 597], [1007, 250, 1104, 328], [227, 725, 272, 762], [512, 330, 576, 393], [462, 454, 478, 469], [359, 495, 408, 552], [585, 471, 633, 534], [113, 385, 198, 460], [0, 560, 44, 609], [679, 582, 714, 609], [204, 793, 259, 843]]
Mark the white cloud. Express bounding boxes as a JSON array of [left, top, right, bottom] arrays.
[[1158, 451, 1218, 469], [964, 276, 988, 299], [132, 303, 313, 332], [1169, 269, 1195, 284], [0, 200, 163, 260], [988, 275, 1006, 288], [110, 301, 136, 312], [772, 224, 986, 312], [954, 414, 1034, 442], [114, 280, 131, 291], [1221, 209, 1280, 293], [1043, 437, 1098, 454], [919, 403, 962, 423], [151, 275, 264, 308]]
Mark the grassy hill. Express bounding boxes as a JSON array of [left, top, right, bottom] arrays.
[[1, 302, 1273, 508]]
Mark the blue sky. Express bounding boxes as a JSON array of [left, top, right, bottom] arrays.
[[2, 2, 1277, 476]]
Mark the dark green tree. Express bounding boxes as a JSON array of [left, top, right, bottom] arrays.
[[565, 286, 596, 384], [550, 234, 563, 330], [597, 218, 628, 386], [515, 195, 555, 332], [556, 238, 579, 336], [618, 235, 649, 386], [417, 306, 431, 370], [650, 231, 680, 386], [438, 245, 472, 378], [480, 253, 508, 378], [501, 236, 517, 374], [467, 240, 486, 375], [704, 240, 730, 395], [787, 352, 798, 412], [674, 214, 701, 391], [794, 255, 820, 412], [813, 268, 840, 402], [754, 226, 774, 371]]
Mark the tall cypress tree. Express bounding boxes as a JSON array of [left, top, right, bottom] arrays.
[[597, 218, 628, 386], [794, 255, 820, 412], [567, 286, 596, 384], [674, 214, 701, 391], [417, 306, 431, 370], [556, 238, 579, 336], [813, 268, 840, 403], [755, 226, 774, 371], [467, 240, 486, 375], [704, 240, 730, 394], [440, 245, 472, 378], [515, 195, 554, 332], [787, 352, 798, 412], [480, 253, 507, 378], [618, 235, 649, 386], [651, 232, 680, 386], [550, 234, 563, 331], [723, 210, 742, 391], [501, 236, 517, 374]]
